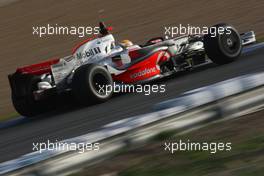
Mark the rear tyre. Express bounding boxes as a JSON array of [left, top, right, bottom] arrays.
[[72, 64, 113, 105], [204, 23, 242, 65], [11, 75, 51, 117]]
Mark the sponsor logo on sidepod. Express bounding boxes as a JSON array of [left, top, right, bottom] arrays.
[[76, 47, 101, 59], [130, 67, 157, 79]]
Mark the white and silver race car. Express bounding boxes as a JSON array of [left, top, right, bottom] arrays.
[[8, 22, 256, 117]]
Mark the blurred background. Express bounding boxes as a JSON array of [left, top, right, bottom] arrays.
[[0, 0, 264, 175], [0, 0, 263, 117]]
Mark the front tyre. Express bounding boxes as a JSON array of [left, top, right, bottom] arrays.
[[204, 23, 242, 65], [72, 64, 113, 105]]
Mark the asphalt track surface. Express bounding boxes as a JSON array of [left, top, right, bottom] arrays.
[[0, 45, 263, 163]]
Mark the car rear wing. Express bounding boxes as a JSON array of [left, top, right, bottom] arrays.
[[241, 31, 256, 46]]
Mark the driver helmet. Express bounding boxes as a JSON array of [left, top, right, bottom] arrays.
[[119, 39, 133, 47]]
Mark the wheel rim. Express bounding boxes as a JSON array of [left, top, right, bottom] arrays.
[[219, 28, 241, 55], [92, 72, 111, 97]]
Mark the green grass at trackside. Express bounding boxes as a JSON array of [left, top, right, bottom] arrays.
[[69, 109, 264, 176], [118, 134, 264, 176], [257, 36, 264, 43], [0, 112, 19, 122], [69, 132, 264, 176]]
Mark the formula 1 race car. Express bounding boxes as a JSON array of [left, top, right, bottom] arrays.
[[8, 22, 256, 117]]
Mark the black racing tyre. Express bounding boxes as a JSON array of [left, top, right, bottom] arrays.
[[72, 64, 113, 105], [11, 75, 51, 117], [204, 23, 242, 65]]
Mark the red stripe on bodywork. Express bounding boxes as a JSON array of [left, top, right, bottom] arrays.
[[16, 58, 60, 75], [113, 51, 162, 83]]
